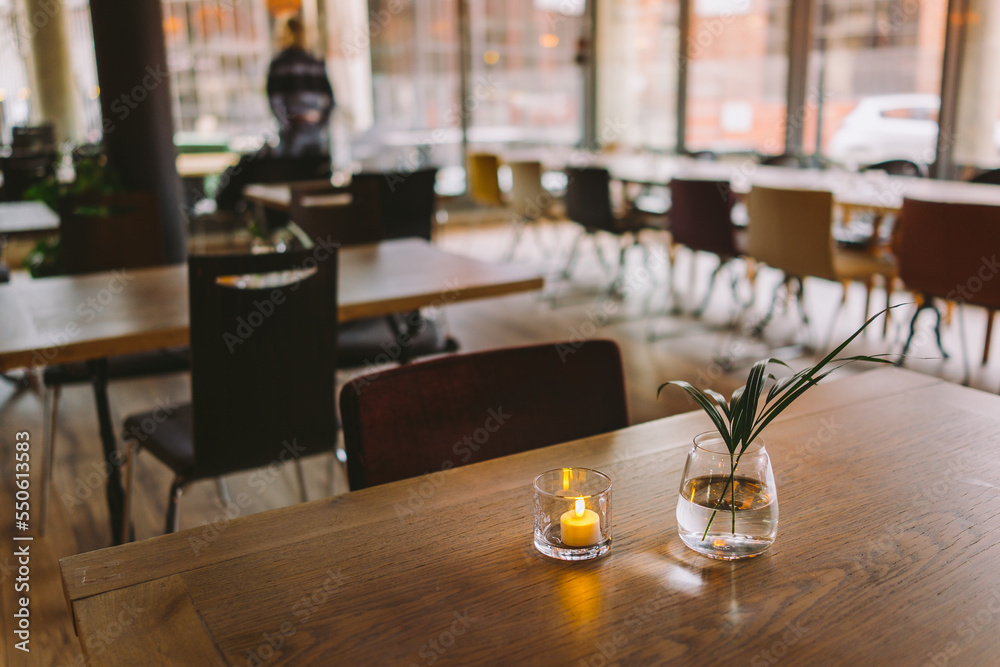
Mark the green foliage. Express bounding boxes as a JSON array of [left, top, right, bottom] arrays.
[[658, 307, 901, 537]]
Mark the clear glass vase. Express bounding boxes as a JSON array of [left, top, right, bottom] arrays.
[[676, 432, 778, 560]]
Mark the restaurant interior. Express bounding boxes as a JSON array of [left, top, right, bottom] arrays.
[[2, 0, 1000, 664]]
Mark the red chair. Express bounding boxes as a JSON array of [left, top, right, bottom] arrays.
[[340, 339, 629, 489], [894, 196, 1000, 366]]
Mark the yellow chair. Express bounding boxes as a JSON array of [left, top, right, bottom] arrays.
[[745, 185, 896, 344], [467, 152, 505, 207]]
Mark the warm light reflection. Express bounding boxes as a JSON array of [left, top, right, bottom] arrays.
[[562, 468, 570, 491], [574, 497, 585, 518], [483, 50, 499, 65], [89, 86, 100, 100], [539, 33, 559, 48], [557, 570, 601, 626], [0, 89, 5, 102], [17, 87, 30, 100]]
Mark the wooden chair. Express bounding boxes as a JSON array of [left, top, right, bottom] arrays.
[[745, 185, 896, 344], [340, 339, 628, 489], [121, 248, 340, 535], [560, 166, 666, 294], [894, 196, 1000, 367]]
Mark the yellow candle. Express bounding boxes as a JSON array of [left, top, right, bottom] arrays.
[[560, 497, 601, 547]]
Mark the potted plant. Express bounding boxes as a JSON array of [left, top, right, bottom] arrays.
[[659, 309, 896, 559]]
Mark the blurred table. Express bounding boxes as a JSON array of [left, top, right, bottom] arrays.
[[175, 152, 240, 179], [0, 238, 544, 544], [0, 200, 59, 237], [59, 368, 1000, 665]]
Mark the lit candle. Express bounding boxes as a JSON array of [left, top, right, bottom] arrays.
[[560, 497, 601, 547]]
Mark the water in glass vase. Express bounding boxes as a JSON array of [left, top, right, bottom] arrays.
[[676, 474, 777, 559]]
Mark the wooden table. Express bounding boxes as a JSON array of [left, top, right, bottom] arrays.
[[1, 238, 543, 543], [175, 152, 241, 179], [60, 368, 1000, 665], [0, 200, 60, 237]]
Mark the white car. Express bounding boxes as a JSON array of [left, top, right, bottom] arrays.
[[826, 94, 1000, 167]]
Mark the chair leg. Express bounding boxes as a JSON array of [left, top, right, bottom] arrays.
[[295, 458, 309, 504], [216, 478, 233, 507], [504, 219, 526, 262], [693, 258, 725, 318], [121, 440, 138, 544], [558, 228, 586, 280], [984, 309, 995, 365], [166, 478, 183, 534], [329, 452, 337, 497], [751, 275, 789, 338], [40, 384, 61, 536]]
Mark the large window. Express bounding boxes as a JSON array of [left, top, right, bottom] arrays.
[[809, 0, 947, 166], [598, 0, 680, 152], [162, 0, 273, 147], [466, 0, 585, 150], [361, 0, 462, 169], [686, 0, 790, 155]]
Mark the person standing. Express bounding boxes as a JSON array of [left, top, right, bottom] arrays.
[[266, 17, 334, 157]]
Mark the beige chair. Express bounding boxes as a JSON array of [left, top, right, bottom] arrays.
[[505, 160, 553, 260], [745, 185, 896, 343]]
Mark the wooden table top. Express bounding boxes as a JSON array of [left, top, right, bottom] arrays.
[[59, 368, 1000, 665], [0, 238, 543, 371], [0, 200, 60, 236], [243, 180, 343, 212], [601, 154, 1000, 212], [175, 152, 240, 179]]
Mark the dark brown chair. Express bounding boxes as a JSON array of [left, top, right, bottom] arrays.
[[667, 178, 746, 316], [340, 339, 629, 490], [0, 152, 57, 201], [351, 167, 439, 241], [122, 248, 339, 535], [862, 159, 928, 178], [561, 167, 665, 294], [894, 197, 1000, 366], [289, 179, 383, 247], [969, 168, 1000, 186]]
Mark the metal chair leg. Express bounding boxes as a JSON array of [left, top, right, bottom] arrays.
[[121, 440, 138, 544], [329, 452, 337, 497], [166, 478, 183, 534], [40, 384, 61, 536], [751, 276, 790, 338], [503, 219, 526, 262], [295, 458, 309, 503], [558, 228, 586, 280], [692, 259, 726, 318], [216, 478, 232, 507], [984, 309, 995, 365]]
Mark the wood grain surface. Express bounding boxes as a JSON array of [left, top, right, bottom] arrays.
[[59, 367, 1000, 665], [0, 238, 544, 371]]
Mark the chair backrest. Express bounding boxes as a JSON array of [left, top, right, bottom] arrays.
[[59, 191, 165, 275], [969, 168, 1000, 186], [467, 153, 504, 207], [746, 185, 837, 282], [340, 339, 629, 490], [188, 248, 338, 480], [0, 153, 57, 201], [12, 124, 56, 153], [289, 179, 383, 247], [863, 159, 928, 178], [564, 166, 614, 230], [760, 153, 805, 168], [508, 160, 548, 220], [669, 178, 738, 258], [352, 168, 438, 240], [256, 155, 332, 183], [894, 197, 1000, 308]]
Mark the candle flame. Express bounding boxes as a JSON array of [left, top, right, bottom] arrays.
[[574, 497, 585, 517]]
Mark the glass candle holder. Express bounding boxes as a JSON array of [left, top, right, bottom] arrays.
[[533, 468, 612, 561]]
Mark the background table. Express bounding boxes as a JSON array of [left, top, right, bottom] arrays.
[[0, 200, 60, 237], [60, 368, 1000, 665], [0, 238, 543, 544]]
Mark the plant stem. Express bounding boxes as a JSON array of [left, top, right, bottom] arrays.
[[700, 449, 747, 540]]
